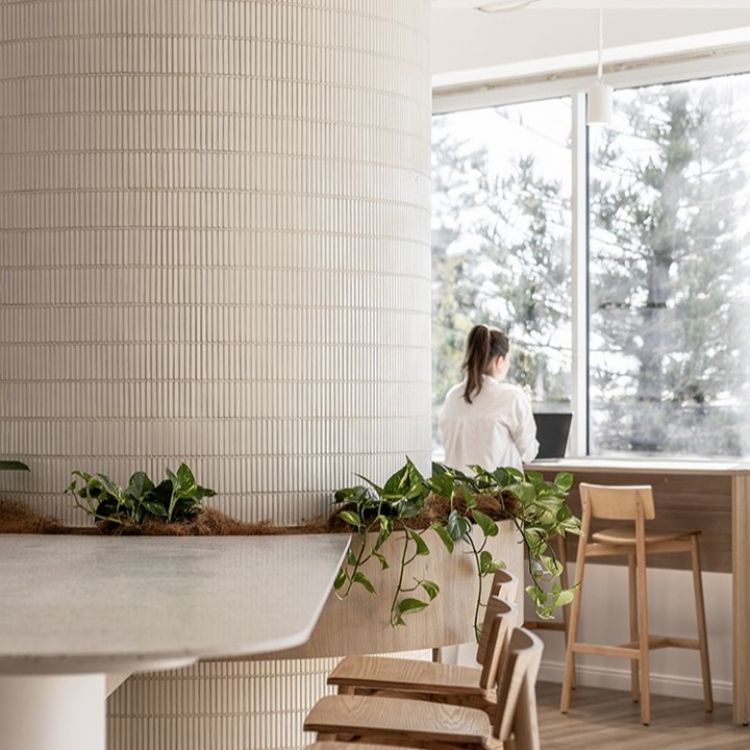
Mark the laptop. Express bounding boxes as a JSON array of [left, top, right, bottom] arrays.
[[533, 413, 573, 459]]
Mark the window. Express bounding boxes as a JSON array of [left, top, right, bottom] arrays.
[[589, 74, 750, 457], [431, 99, 573, 454], [433, 69, 750, 459]]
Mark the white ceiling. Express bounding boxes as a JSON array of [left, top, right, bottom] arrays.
[[434, 1, 750, 8], [432, 5, 750, 77]]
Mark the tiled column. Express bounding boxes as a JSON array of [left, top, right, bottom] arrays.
[[0, 0, 431, 747]]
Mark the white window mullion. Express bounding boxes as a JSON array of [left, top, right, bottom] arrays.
[[570, 92, 588, 457]]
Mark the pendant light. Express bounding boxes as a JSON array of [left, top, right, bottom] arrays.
[[587, 8, 613, 126]]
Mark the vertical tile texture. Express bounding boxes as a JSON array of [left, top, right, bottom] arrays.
[[0, 0, 431, 747]]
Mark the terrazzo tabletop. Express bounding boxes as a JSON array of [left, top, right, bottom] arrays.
[[0, 533, 350, 674]]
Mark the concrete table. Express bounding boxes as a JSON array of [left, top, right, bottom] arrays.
[[0, 534, 349, 750]]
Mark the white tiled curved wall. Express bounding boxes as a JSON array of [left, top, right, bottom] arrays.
[[0, 0, 431, 747], [0, 0, 432, 525]]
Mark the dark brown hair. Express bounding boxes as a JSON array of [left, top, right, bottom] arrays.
[[462, 325, 510, 404]]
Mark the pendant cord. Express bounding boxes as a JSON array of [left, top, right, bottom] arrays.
[[597, 7, 604, 82]]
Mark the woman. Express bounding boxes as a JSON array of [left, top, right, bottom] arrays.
[[440, 324, 539, 473]]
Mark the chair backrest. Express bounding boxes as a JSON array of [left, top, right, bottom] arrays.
[[477, 597, 517, 690], [490, 568, 519, 603], [579, 482, 655, 521], [493, 627, 544, 750], [476, 576, 518, 667]]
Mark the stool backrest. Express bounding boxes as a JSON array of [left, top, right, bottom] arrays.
[[478, 597, 518, 690], [476, 571, 518, 666], [579, 483, 655, 522], [493, 627, 544, 750]]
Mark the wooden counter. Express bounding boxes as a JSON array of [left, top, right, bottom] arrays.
[[526, 458, 750, 726]]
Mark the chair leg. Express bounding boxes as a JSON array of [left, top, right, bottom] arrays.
[[635, 542, 650, 725], [513, 673, 541, 750], [556, 535, 575, 690], [627, 554, 640, 704], [560, 538, 587, 714], [690, 535, 714, 713]]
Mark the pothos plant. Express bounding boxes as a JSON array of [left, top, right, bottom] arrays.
[[0, 460, 29, 472], [66, 463, 216, 526], [333, 459, 579, 639]]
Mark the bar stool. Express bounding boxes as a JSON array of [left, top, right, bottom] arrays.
[[560, 483, 712, 725]]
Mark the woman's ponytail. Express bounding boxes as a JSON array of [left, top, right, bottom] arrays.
[[462, 324, 510, 404]]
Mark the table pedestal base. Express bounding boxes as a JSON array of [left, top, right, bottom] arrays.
[[0, 674, 105, 750]]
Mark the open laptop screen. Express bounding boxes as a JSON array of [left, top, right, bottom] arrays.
[[533, 413, 573, 459]]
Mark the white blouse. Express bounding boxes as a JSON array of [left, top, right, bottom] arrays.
[[439, 375, 539, 473]]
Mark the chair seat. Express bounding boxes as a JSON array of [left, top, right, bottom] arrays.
[[304, 694, 490, 745], [328, 655, 484, 696], [591, 527, 698, 545]]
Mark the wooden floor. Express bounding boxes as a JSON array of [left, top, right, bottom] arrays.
[[537, 682, 749, 749]]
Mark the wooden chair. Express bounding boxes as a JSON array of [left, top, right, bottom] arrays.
[[304, 627, 544, 750], [327, 572, 518, 714], [560, 483, 712, 725]]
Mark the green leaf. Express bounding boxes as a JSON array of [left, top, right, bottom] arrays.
[[334, 568, 347, 590], [373, 552, 390, 570], [95, 496, 119, 518], [339, 510, 362, 527], [408, 529, 429, 556], [431, 523, 454, 553], [0, 460, 29, 471], [429, 472, 455, 499], [447, 509, 471, 541], [374, 516, 393, 551], [176, 463, 197, 492], [353, 473, 384, 495], [353, 571, 376, 594], [471, 509, 498, 537], [141, 500, 169, 518], [479, 550, 504, 576], [396, 496, 424, 519], [554, 588, 575, 607], [431, 461, 449, 477], [554, 472, 574, 492], [396, 597, 429, 616], [127, 471, 154, 500], [333, 485, 369, 504], [383, 464, 409, 494], [420, 579, 440, 600]]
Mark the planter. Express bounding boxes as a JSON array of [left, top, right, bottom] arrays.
[[271, 520, 523, 659]]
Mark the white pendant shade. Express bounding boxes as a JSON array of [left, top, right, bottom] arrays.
[[587, 7, 612, 126], [587, 80, 613, 125]]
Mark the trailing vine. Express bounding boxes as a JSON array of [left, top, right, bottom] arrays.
[[333, 459, 579, 637]]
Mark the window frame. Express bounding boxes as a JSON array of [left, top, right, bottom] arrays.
[[432, 47, 750, 457]]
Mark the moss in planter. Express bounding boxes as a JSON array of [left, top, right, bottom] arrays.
[[0, 494, 514, 537]]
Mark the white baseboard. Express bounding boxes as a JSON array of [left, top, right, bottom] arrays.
[[539, 659, 732, 705]]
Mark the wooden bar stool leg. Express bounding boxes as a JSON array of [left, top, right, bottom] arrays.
[[627, 553, 640, 704], [555, 535, 575, 690], [690, 534, 714, 713], [635, 533, 650, 725], [561, 516, 590, 714]]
